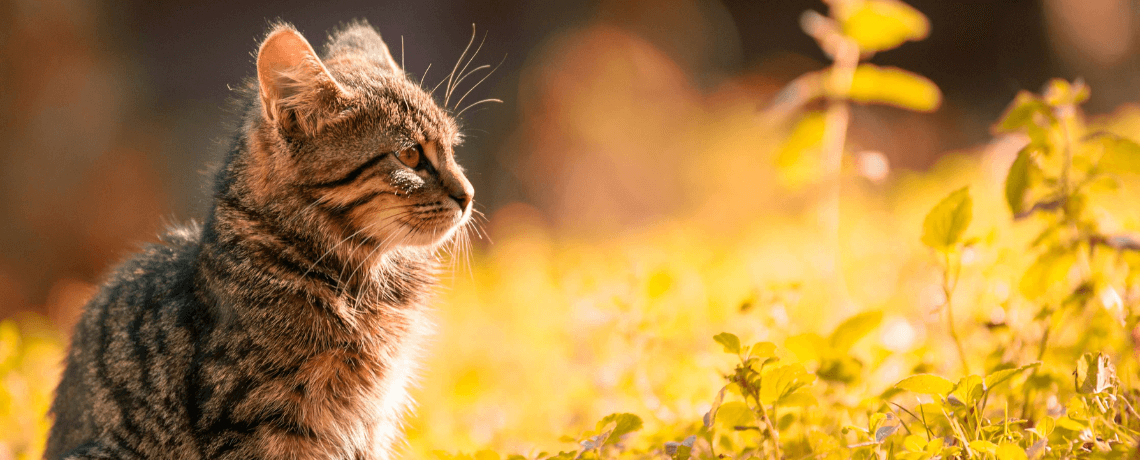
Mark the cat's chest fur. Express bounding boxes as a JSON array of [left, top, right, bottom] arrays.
[[227, 275, 432, 460], [286, 311, 424, 459]]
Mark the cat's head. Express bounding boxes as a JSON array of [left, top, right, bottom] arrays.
[[241, 21, 474, 254]]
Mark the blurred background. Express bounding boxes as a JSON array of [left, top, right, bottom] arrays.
[[2, 0, 1140, 457], [7, 0, 1140, 322]]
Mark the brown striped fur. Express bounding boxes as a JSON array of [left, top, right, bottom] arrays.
[[45, 20, 475, 460]]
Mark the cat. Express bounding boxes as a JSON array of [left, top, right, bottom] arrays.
[[44, 20, 475, 460]]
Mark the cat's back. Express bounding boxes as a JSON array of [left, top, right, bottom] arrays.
[[46, 223, 208, 460]]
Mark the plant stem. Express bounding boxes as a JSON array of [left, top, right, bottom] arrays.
[[737, 369, 781, 459], [943, 251, 969, 374], [818, 35, 859, 312]]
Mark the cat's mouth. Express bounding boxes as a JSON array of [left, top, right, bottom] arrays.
[[394, 202, 469, 247]]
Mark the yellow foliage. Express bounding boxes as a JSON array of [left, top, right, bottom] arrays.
[[846, 65, 942, 111], [838, 0, 931, 53]]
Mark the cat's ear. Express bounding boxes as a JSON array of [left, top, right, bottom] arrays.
[[326, 21, 400, 73], [257, 25, 346, 137]]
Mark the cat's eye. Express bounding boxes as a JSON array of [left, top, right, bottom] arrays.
[[397, 145, 422, 169]]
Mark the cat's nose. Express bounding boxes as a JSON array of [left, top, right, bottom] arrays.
[[449, 191, 472, 210], [440, 157, 474, 211]]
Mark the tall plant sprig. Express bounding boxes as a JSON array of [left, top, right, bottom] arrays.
[[993, 79, 1140, 418], [768, 0, 942, 306], [920, 187, 974, 374]]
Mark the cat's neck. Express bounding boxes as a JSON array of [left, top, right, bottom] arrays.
[[194, 183, 438, 336]]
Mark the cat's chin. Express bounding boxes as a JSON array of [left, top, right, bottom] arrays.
[[397, 214, 469, 248]]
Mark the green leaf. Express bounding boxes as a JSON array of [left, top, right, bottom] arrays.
[[874, 424, 899, 443], [1019, 248, 1076, 299], [846, 65, 941, 111], [1042, 79, 1089, 107], [970, 440, 998, 455], [924, 437, 945, 454], [779, 388, 819, 407], [1005, 147, 1032, 215], [1096, 133, 1140, 174], [903, 435, 926, 452], [828, 310, 883, 352], [1074, 353, 1116, 394], [817, 356, 864, 384], [664, 436, 696, 460], [1034, 416, 1055, 438], [713, 332, 741, 354], [748, 342, 777, 360], [994, 91, 1052, 133], [1055, 415, 1085, 431], [995, 443, 1028, 460], [921, 187, 973, 250], [949, 375, 985, 407], [596, 413, 643, 440], [840, 0, 930, 53], [895, 374, 954, 395], [704, 386, 727, 429], [715, 402, 756, 430], [761, 364, 817, 404], [984, 362, 1041, 389]]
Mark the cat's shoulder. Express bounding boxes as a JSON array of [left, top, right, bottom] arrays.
[[68, 221, 203, 343], [123, 221, 202, 277], [94, 221, 203, 303]]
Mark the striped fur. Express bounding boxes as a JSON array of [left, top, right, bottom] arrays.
[[45, 20, 474, 460]]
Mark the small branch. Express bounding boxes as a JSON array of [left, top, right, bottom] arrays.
[[1014, 197, 1067, 220], [759, 72, 824, 124], [734, 370, 781, 459], [803, 9, 861, 310], [1090, 234, 1140, 252], [942, 251, 970, 374]]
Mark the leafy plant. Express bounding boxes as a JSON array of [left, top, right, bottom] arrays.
[[426, 3, 1140, 460], [8, 2, 1140, 460]]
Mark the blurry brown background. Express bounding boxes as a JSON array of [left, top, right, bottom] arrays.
[[2, 0, 1138, 325]]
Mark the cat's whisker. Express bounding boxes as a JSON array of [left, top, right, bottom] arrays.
[[447, 32, 488, 108], [363, 220, 426, 306], [454, 31, 486, 86], [455, 98, 503, 119], [302, 220, 383, 281], [347, 237, 390, 311], [460, 222, 475, 280], [432, 24, 476, 97], [333, 209, 419, 296], [419, 63, 432, 88], [463, 207, 490, 242], [456, 222, 472, 274], [341, 215, 411, 300], [453, 54, 506, 113], [446, 229, 460, 276], [447, 64, 490, 104], [439, 24, 478, 103]]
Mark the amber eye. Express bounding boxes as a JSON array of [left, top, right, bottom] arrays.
[[397, 146, 421, 169]]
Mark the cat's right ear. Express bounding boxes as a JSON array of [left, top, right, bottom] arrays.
[[257, 25, 346, 137]]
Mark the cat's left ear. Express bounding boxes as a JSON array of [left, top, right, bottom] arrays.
[[326, 21, 401, 73], [257, 25, 347, 137]]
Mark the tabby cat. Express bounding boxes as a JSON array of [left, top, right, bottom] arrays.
[[45, 20, 475, 460]]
